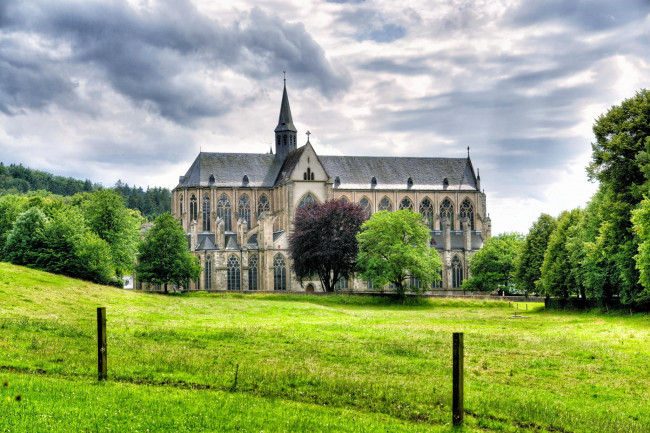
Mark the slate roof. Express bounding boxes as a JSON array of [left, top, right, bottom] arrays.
[[175, 152, 282, 189], [175, 150, 478, 192], [321, 156, 478, 191]]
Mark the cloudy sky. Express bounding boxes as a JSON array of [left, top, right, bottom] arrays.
[[1, 0, 649, 233]]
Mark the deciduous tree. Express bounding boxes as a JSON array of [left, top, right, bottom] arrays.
[[514, 214, 557, 295], [289, 200, 366, 292], [135, 212, 201, 292], [357, 210, 441, 297], [464, 232, 523, 293]]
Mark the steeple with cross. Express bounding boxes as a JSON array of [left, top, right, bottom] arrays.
[[274, 72, 297, 161]]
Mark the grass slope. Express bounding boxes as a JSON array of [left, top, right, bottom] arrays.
[[0, 262, 648, 432]]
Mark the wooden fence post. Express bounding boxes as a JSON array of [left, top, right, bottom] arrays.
[[453, 332, 464, 426], [97, 307, 107, 381]]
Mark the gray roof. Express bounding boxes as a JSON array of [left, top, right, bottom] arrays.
[[176, 152, 282, 189], [175, 150, 478, 192], [321, 156, 478, 191], [196, 233, 218, 251]]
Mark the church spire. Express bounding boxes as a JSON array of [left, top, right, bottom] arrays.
[[274, 72, 297, 161]]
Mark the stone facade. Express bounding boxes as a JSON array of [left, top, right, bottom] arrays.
[[138, 81, 490, 292]]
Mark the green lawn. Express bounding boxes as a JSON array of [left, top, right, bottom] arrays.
[[1, 262, 648, 432]]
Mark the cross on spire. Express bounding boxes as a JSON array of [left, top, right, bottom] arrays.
[[283, 70, 286, 83], [306, 130, 311, 141]]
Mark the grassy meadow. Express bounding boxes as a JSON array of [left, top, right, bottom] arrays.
[[0, 262, 648, 432]]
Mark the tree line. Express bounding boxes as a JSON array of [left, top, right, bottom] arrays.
[[464, 90, 650, 310], [0, 163, 171, 220], [0, 190, 141, 286]]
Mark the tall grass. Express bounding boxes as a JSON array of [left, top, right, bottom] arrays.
[[1, 262, 648, 432]]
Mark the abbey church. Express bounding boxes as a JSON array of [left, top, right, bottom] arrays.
[[153, 81, 490, 292]]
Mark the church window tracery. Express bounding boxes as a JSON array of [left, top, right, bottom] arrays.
[[359, 197, 372, 219], [298, 193, 317, 208], [202, 194, 210, 231], [440, 198, 454, 230], [205, 255, 212, 290], [378, 196, 392, 211], [339, 196, 349, 203], [274, 254, 287, 291], [258, 194, 270, 217], [399, 197, 413, 211], [227, 255, 240, 290], [459, 198, 474, 230], [248, 254, 258, 291], [217, 194, 232, 231], [432, 269, 443, 289], [190, 194, 197, 222], [452, 256, 463, 288], [239, 195, 251, 229], [419, 197, 434, 230]]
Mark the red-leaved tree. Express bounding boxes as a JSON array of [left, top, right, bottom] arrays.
[[289, 199, 366, 292]]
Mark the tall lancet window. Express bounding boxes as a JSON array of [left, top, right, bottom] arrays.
[[459, 199, 474, 230], [190, 194, 197, 222], [359, 197, 372, 219], [274, 254, 287, 291], [205, 255, 212, 290], [440, 198, 454, 230], [452, 256, 463, 288], [419, 198, 434, 230], [227, 255, 240, 291], [179, 194, 183, 216], [217, 194, 232, 231], [258, 194, 270, 217], [239, 194, 251, 229], [202, 194, 210, 231], [248, 254, 258, 291]]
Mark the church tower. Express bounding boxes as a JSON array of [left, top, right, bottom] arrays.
[[274, 77, 297, 161]]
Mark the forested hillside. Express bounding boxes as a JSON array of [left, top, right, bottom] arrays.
[[0, 162, 170, 220]]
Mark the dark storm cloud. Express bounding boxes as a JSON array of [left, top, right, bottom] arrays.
[[508, 0, 650, 31], [0, 0, 348, 123]]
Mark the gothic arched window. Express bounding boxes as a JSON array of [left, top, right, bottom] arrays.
[[179, 194, 183, 216], [217, 194, 232, 231], [248, 254, 258, 291], [335, 276, 348, 290], [258, 194, 270, 217], [359, 197, 372, 219], [339, 196, 349, 203], [459, 198, 475, 231], [273, 254, 287, 291], [205, 255, 212, 290], [399, 197, 413, 211], [440, 198, 454, 230], [419, 197, 434, 230], [298, 193, 317, 208], [283, 134, 287, 147], [452, 256, 463, 288], [190, 194, 197, 222], [432, 269, 443, 289], [378, 196, 392, 212], [202, 194, 210, 231], [239, 195, 251, 229], [227, 255, 240, 291]]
